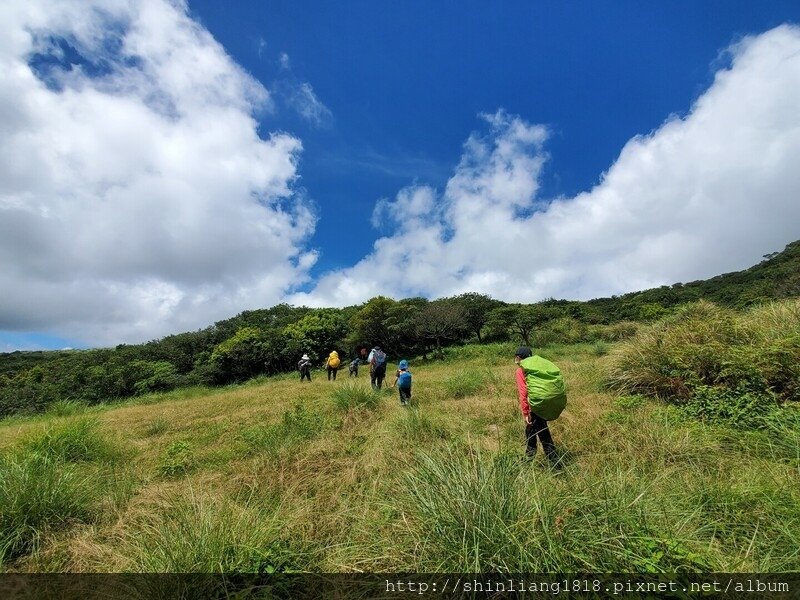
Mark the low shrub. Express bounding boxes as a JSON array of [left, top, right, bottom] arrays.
[[606, 299, 800, 424], [682, 384, 779, 429], [157, 441, 195, 477]]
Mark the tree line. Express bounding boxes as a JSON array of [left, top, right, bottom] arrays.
[[1, 240, 798, 417]]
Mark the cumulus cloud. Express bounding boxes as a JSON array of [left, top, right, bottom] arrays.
[[289, 24, 800, 307], [0, 0, 317, 346]]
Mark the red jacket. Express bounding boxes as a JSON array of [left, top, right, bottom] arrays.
[[516, 367, 530, 418]]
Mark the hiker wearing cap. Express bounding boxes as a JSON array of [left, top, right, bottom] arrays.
[[368, 345, 388, 389], [348, 358, 360, 377], [325, 350, 341, 381], [514, 346, 566, 463], [392, 360, 413, 406], [298, 354, 312, 382]]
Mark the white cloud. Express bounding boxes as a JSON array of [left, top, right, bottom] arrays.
[[289, 25, 800, 307], [288, 82, 332, 125], [272, 52, 331, 126], [0, 0, 316, 346]]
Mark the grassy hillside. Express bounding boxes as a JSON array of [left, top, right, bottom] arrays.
[[1, 337, 798, 573], [3, 240, 799, 420]]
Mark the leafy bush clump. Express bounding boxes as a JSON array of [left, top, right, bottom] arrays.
[[606, 299, 800, 425], [682, 384, 779, 429], [158, 440, 195, 477]]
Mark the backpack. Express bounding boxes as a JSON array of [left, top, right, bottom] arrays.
[[519, 355, 567, 420], [371, 349, 386, 368], [328, 352, 340, 369], [397, 370, 412, 389]]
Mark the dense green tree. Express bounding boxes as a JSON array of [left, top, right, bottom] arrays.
[[349, 296, 397, 352], [413, 300, 469, 358], [448, 293, 503, 342], [208, 327, 270, 383], [486, 304, 557, 346], [283, 309, 348, 362]]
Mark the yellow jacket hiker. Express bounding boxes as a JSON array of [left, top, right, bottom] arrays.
[[325, 351, 340, 381]]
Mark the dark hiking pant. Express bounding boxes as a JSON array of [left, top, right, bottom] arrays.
[[300, 369, 311, 382], [526, 413, 556, 460], [399, 387, 411, 405], [327, 366, 337, 381], [371, 365, 386, 389]]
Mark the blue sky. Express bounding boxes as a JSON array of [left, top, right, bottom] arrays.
[[2, 1, 800, 351], [188, 0, 797, 274]]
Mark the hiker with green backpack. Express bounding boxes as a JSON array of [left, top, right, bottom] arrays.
[[514, 346, 566, 463]]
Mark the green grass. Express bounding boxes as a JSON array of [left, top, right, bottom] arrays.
[[120, 489, 305, 573], [45, 400, 86, 418], [157, 440, 195, 477], [238, 402, 322, 457], [443, 369, 488, 399], [143, 416, 169, 437], [0, 453, 98, 563], [22, 417, 121, 464], [0, 326, 797, 573], [332, 381, 380, 411]]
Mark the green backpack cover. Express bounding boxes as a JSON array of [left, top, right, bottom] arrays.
[[520, 355, 567, 420]]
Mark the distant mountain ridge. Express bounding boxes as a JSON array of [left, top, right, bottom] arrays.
[[583, 239, 800, 321]]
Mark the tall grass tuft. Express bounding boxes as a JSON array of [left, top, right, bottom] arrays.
[[332, 382, 380, 411], [443, 370, 487, 399], [393, 407, 450, 444], [401, 446, 524, 571], [143, 416, 169, 437], [122, 490, 303, 573], [238, 402, 320, 456], [400, 444, 726, 572], [46, 400, 86, 417], [0, 453, 97, 563], [22, 417, 120, 463]]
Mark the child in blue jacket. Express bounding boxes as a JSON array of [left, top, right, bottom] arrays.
[[392, 359, 413, 406]]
